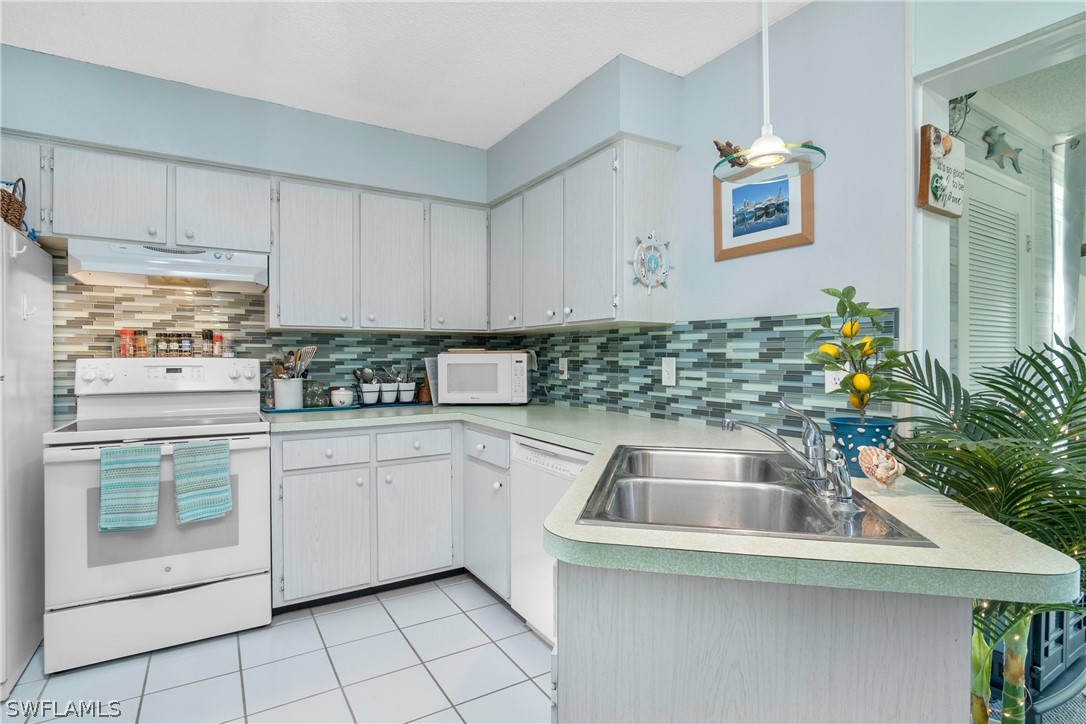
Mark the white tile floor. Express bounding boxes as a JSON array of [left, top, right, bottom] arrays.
[[3, 576, 552, 724]]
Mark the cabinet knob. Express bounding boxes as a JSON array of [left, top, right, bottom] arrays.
[[492, 481, 502, 490], [546, 309, 555, 318], [385, 474, 393, 484], [412, 440, 421, 450], [507, 314, 515, 322], [564, 307, 573, 316], [355, 477, 365, 487], [147, 226, 158, 237], [437, 317, 445, 324], [184, 229, 195, 240], [475, 443, 485, 452], [340, 313, 348, 321], [324, 448, 334, 458], [368, 313, 376, 322]]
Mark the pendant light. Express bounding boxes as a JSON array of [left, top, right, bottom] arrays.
[[713, 1, 825, 184]]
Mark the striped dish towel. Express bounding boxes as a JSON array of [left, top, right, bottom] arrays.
[[99, 445, 162, 532], [173, 441, 233, 524]]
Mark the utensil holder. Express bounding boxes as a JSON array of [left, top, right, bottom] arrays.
[[398, 382, 416, 402], [273, 379, 303, 410], [360, 383, 380, 405], [379, 383, 399, 404]]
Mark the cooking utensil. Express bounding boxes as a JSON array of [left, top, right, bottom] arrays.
[[294, 346, 317, 378]]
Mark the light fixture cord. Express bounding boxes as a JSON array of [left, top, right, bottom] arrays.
[[761, 0, 772, 133]]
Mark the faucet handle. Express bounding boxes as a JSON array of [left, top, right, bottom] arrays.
[[722, 419, 737, 432], [778, 400, 825, 445]]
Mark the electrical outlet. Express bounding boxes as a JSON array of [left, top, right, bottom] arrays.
[[662, 357, 677, 387], [558, 357, 569, 380], [825, 369, 846, 393]]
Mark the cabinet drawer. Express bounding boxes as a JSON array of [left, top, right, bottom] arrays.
[[376, 428, 452, 461], [464, 428, 510, 469], [282, 435, 370, 471]]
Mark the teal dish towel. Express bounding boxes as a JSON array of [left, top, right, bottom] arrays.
[[99, 445, 162, 532], [174, 441, 233, 524]]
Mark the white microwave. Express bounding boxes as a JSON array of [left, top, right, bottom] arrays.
[[437, 352, 530, 405]]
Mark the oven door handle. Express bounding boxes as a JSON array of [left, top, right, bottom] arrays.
[[43, 435, 269, 464]]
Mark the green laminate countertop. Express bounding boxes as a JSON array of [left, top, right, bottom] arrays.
[[265, 403, 1081, 603]]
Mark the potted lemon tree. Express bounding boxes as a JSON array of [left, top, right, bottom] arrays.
[[806, 286, 912, 474]]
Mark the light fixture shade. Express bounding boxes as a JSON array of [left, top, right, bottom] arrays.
[[714, 142, 825, 184]]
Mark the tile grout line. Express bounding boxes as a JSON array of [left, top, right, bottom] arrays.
[[376, 593, 457, 722], [309, 604, 360, 724], [134, 652, 151, 723], [235, 633, 249, 724]]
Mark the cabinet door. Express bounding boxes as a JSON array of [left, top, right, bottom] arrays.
[[522, 176, 563, 327], [52, 147, 168, 244], [464, 460, 510, 598], [359, 193, 425, 329], [0, 136, 42, 231], [563, 147, 616, 323], [376, 459, 452, 581], [429, 203, 488, 330], [489, 196, 522, 330], [277, 180, 354, 327], [176, 165, 271, 252], [281, 468, 371, 601]]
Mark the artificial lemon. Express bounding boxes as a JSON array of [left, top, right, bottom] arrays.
[[841, 320, 860, 338], [852, 372, 872, 392], [859, 336, 876, 356], [818, 343, 840, 359], [849, 393, 869, 409]]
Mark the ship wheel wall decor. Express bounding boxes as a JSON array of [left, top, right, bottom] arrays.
[[629, 232, 673, 295]]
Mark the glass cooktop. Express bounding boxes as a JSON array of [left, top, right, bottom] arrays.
[[43, 413, 268, 445]]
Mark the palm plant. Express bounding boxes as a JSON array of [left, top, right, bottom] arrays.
[[893, 339, 1086, 724]]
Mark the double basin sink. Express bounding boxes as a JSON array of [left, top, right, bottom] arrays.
[[577, 446, 934, 547]]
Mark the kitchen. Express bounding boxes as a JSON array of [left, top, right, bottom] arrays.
[[1, 2, 1085, 723]]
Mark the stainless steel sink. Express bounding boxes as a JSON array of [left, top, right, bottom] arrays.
[[578, 446, 935, 547]]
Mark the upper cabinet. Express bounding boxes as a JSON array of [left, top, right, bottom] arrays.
[[276, 180, 354, 328], [488, 196, 522, 331], [52, 147, 168, 244], [563, 147, 617, 324], [0, 136, 45, 232], [430, 203, 488, 331], [521, 176, 564, 328], [359, 193, 426, 330], [175, 165, 271, 253]]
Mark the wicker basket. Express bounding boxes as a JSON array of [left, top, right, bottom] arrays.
[[1, 178, 27, 229]]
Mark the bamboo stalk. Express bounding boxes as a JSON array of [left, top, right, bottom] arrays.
[[1001, 617, 1031, 724]]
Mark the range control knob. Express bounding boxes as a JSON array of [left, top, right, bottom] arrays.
[[228, 367, 241, 381], [80, 367, 98, 382], [243, 367, 256, 380], [98, 368, 115, 382]]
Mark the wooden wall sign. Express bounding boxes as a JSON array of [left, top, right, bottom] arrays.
[[918, 124, 965, 218]]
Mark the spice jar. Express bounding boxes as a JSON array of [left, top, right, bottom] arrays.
[[167, 333, 180, 357], [223, 334, 236, 358], [118, 329, 135, 358], [135, 330, 148, 358], [212, 333, 223, 358], [180, 333, 193, 358], [155, 333, 169, 358], [202, 330, 214, 358]]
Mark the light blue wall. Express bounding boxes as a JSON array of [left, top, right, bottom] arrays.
[[0, 45, 488, 202], [913, 2, 1084, 78], [617, 56, 683, 148], [676, 0, 908, 321]]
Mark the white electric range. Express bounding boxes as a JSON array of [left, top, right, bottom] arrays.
[[41, 358, 271, 673]]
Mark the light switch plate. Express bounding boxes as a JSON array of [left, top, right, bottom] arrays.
[[558, 358, 569, 380], [662, 357, 677, 387], [825, 369, 846, 393]]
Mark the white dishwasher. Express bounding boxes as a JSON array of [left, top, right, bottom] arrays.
[[509, 435, 592, 644]]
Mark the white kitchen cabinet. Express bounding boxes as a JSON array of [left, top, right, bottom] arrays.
[[0, 136, 44, 232], [281, 468, 371, 601], [52, 146, 168, 244], [175, 165, 271, 253], [429, 202, 488, 331], [276, 180, 354, 328], [463, 459, 510, 598], [521, 175, 564, 328], [376, 459, 453, 581], [488, 196, 522, 330], [563, 146, 617, 324], [359, 192, 426, 329]]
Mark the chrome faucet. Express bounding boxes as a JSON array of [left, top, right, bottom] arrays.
[[722, 400, 835, 497]]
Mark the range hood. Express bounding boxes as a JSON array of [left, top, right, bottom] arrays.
[[68, 240, 268, 293]]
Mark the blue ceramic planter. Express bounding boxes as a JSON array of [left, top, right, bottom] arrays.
[[828, 417, 897, 476]]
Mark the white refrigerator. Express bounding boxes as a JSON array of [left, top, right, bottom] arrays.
[[0, 224, 52, 700]]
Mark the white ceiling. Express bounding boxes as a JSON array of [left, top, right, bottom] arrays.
[[0, 1, 807, 150], [985, 56, 1086, 138]]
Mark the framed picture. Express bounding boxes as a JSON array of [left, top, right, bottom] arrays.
[[917, 124, 964, 218], [713, 172, 814, 261]]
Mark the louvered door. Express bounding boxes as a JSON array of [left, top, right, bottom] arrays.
[[958, 166, 1033, 382]]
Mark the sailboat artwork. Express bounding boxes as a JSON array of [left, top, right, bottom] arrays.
[[732, 180, 790, 237]]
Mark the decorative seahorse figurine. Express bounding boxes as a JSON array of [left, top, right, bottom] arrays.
[[982, 125, 1023, 174]]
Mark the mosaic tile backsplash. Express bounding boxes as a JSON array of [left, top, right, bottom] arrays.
[[50, 253, 895, 440]]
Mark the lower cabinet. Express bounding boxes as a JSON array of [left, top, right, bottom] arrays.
[[377, 459, 454, 581], [464, 459, 510, 598], [281, 468, 371, 601]]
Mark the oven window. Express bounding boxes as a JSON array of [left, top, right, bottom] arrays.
[[85, 475, 240, 567], [447, 363, 499, 393]]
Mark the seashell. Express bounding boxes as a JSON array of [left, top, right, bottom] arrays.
[[857, 446, 906, 489]]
